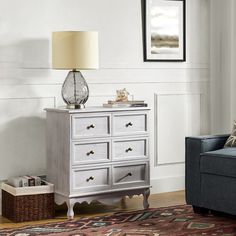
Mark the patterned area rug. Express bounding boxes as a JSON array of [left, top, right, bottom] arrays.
[[1, 205, 236, 236]]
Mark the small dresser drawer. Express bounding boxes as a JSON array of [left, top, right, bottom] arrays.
[[113, 112, 148, 136], [72, 166, 111, 193], [72, 140, 111, 165], [112, 162, 148, 188], [113, 137, 148, 161], [71, 114, 111, 139]]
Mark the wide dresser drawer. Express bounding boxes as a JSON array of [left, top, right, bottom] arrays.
[[72, 140, 111, 165], [71, 114, 111, 139], [112, 162, 149, 188], [113, 137, 148, 161], [113, 112, 148, 136], [71, 166, 111, 193]]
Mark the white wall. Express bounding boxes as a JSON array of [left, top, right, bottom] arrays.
[[210, 0, 236, 133], [0, 0, 210, 212]]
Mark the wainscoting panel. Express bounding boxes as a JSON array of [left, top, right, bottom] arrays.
[[0, 97, 55, 180], [154, 92, 201, 166]]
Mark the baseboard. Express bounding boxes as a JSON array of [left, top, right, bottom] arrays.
[[150, 176, 185, 194]]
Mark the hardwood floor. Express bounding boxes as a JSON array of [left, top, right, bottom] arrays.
[[0, 190, 185, 229]]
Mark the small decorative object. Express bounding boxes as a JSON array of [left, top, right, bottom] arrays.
[[115, 88, 130, 102], [52, 31, 99, 109], [143, 0, 186, 61]]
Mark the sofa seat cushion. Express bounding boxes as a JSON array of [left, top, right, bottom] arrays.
[[200, 148, 236, 178]]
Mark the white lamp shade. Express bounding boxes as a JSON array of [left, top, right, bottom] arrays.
[[52, 31, 99, 70]]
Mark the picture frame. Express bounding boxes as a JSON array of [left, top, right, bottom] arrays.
[[143, 0, 186, 62]]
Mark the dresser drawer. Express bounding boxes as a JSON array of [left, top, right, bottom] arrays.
[[72, 140, 111, 165], [113, 112, 148, 136], [72, 166, 111, 193], [112, 162, 148, 188], [113, 137, 148, 161], [71, 114, 111, 139]]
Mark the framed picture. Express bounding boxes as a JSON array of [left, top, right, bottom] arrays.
[[143, 0, 186, 62]]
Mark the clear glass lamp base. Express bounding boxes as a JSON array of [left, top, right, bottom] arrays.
[[61, 70, 89, 109]]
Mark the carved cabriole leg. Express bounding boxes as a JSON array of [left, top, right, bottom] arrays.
[[66, 199, 75, 219], [143, 188, 150, 209]]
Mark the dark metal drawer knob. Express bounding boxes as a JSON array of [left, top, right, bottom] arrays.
[[87, 150, 95, 156], [126, 147, 133, 152], [125, 122, 133, 127], [87, 124, 95, 129], [117, 172, 133, 182], [87, 176, 95, 182]]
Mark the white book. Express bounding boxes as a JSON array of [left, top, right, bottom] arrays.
[[103, 103, 132, 108], [7, 177, 22, 187], [21, 177, 29, 187], [108, 100, 145, 104], [103, 103, 148, 108]]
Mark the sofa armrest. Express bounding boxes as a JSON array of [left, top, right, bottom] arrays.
[[185, 134, 229, 206]]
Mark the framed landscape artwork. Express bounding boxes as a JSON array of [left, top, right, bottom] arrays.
[[143, 0, 186, 62]]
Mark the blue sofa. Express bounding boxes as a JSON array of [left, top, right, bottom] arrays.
[[186, 134, 236, 215]]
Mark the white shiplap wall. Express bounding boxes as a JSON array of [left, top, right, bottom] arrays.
[[0, 0, 210, 213]]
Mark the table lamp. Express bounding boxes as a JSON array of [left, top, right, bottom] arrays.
[[52, 31, 99, 109]]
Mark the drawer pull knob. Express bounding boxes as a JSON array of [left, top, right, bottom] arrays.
[[126, 147, 133, 152], [87, 124, 95, 129], [87, 150, 95, 156], [125, 122, 133, 127], [117, 172, 133, 182], [87, 176, 95, 182]]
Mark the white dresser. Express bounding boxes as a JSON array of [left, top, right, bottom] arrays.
[[45, 107, 150, 219]]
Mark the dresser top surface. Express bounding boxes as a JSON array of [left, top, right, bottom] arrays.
[[45, 106, 150, 113]]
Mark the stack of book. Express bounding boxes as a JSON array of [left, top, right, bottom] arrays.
[[103, 100, 148, 108], [7, 175, 42, 187]]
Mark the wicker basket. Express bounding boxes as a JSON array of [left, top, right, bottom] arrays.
[[2, 182, 54, 222]]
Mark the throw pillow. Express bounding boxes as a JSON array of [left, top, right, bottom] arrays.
[[224, 121, 236, 147]]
